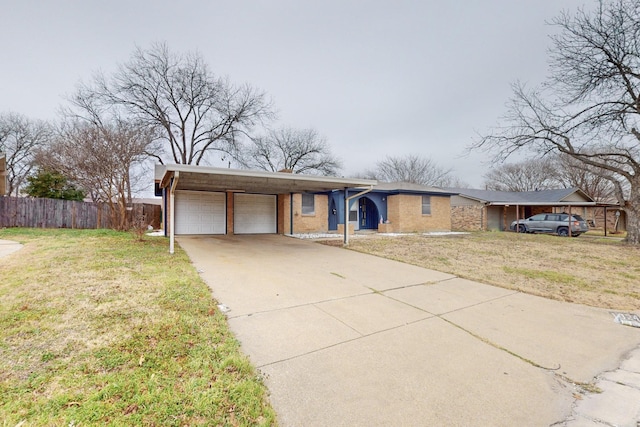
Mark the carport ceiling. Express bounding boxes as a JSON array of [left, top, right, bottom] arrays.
[[160, 164, 377, 194]]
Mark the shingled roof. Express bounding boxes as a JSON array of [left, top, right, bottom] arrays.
[[373, 181, 457, 195], [446, 187, 596, 206]]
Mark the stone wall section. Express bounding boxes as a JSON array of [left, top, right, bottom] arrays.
[[451, 205, 485, 231]]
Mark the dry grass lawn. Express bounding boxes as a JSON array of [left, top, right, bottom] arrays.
[[333, 232, 640, 310], [0, 228, 276, 426]]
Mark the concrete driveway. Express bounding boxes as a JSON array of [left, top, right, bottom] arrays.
[[178, 235, 640, 426], [0, 239, 22, 258]]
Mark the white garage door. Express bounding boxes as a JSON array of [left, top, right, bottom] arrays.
[[234, 194, 277, 234], [175, 191, 226, 235]]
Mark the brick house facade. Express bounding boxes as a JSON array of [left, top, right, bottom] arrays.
[[383, 194, 451, 233], [326, 182, 456, 235], [281, 193, 329, 234]]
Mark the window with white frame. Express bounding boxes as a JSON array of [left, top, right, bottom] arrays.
[[302, 193, 315, 215], [422, 195, 431, 215]]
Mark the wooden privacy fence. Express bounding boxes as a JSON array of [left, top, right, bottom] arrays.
[[0, 197, 161, 230]]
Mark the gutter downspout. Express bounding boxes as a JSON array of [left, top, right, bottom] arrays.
[[343, 186, 374, 246], [169, 171, 179, 254]]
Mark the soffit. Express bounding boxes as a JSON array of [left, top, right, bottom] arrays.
[[160, 165, 376, 194]]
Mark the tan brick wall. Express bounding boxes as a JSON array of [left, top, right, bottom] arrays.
[[337, 223, 355, 235], [385, 194, 451, 232], [451, 205, 484, 231], [580, 206, 625, 231], [282, 193, 329, 234], [385, 194, 401, 233]]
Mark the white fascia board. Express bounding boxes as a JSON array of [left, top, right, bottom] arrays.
[[160, 164, 377, 188]]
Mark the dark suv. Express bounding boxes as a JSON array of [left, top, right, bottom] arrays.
[[510, 213, 589, 237]]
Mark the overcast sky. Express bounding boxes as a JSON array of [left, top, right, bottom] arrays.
[[1, 0, 591, 189]]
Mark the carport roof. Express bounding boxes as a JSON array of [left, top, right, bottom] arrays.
[[158, 164, 377, 194]]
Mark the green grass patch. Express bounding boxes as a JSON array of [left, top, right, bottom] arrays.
[[502, 266, 579, 285], [0, 228, 276, 426]]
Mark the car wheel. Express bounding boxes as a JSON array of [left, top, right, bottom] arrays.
[[557, 227, 569, 237], [517, 225, 527, 233]]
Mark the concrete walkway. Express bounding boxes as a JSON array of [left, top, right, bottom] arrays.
[[178, 235, 640, 426], [0, 239, 22, 258]]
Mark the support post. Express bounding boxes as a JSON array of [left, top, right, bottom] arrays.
[[344, 186, 374, 246], [568, 205, 572, 237], [344, 188, 349, 245], [290, 193, 294, 235], [169, 172, 179, 254]]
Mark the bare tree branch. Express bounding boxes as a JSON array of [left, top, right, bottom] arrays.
[[78, 42, 275, 166], [237, 127, 342, 175], [0, 112, 52, 195], [474, 0, 640, 243], [36, 119, 155, 230], [365, 154, 463, 187], [483, 157, 558, 191]]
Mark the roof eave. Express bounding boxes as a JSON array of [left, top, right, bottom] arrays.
[[158, 164, 377, 192], [487, 201, 598, 206]]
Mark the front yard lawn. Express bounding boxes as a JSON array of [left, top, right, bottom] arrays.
[[0, 228, 276, 426], [339, 232, 640, 310]]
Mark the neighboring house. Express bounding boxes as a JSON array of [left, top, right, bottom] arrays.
[[0, 153, 6, 196], [154, 165, 455, 250], [446, 187, 623, 232]]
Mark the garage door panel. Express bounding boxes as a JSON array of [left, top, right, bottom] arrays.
[[175, 191, 226, 235], [234, 194, 277, 234]]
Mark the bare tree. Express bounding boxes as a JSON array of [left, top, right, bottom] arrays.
[[79, 42, 273, 165], [237, 127, 341, 175], [483, 155, 617, 200], [37, 119, 154, 230], [553, 154, 617, 202], [483, 158, 558, 191], [366, 154, 461, 187], [475, 0, 640, 244], [0, 112, 51, 195]]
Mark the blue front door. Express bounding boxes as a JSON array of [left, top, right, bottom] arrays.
[[328, 199, 338, 231], [359, 197, 379, 230]]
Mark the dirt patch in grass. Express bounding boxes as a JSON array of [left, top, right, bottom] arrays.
[[0, 228, 276, 426], [327, 232, 640, 310]]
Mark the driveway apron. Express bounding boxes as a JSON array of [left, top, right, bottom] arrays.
[[178, 235, 640, 426]]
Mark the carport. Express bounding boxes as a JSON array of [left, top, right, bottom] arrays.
[[157, 164, 376, 253], [497, 201, 597, 235], [449, 188, 602, 232]]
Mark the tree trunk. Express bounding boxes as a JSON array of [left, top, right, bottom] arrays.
[[625, 185, 640, 245], [626, 209, 640, 245]]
